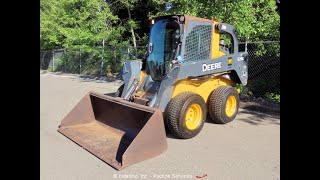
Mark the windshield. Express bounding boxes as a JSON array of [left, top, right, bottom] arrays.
[[147, 19, 180, 81]]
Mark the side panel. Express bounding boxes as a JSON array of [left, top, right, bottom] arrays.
[[171, 76, 235, 103], [176, 54, 247, 83], [154, 53, 248, 111]]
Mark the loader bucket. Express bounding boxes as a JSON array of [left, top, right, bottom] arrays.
[[58, 91, 167, 170]]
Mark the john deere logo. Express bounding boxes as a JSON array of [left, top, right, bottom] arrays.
[[202, 62, 222, 72]]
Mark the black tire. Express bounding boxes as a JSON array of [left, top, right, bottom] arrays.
[[165, 92, 207, 139], [208, 86, 239, 124], [114, 84, 124, 97]]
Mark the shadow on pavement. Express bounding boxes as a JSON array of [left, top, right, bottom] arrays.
[[77, 74, 121, 83], [237, 101, 280, 125], [40, 71, 123, 84]]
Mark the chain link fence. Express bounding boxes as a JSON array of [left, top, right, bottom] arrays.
[[40, 45, 146, 75], [240, 41, 280, 101], [40, 40, 279, 101]]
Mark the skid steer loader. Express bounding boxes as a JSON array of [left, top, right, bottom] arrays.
[[58, 15, 248, 170]]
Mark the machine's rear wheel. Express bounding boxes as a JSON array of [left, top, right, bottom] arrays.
[[165, 92, 206, 139], [208, 86, 239, 124]]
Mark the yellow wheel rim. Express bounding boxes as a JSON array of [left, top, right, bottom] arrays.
[[225, 95, 237, 117], [185, 104, 202, 130]]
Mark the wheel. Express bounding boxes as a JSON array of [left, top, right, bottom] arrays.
[[165, 92, 207, 139], [114, 84, 124, 97], [208, 86, 239, 124]]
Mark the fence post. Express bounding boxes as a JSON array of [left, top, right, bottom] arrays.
[[64, 48, 66, 72], [101, 39, 105, 76], [52, 51, 55, 71], [40, 52, 45, 69], [127, 46, 130, 60], [79, 49, 82, 74], [245, 42, 248, 52]]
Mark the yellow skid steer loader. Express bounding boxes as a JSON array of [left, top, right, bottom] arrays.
[[58, 15, 248, 170]]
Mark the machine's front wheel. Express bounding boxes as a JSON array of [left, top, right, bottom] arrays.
[[165, 92, 207, 139], [208, 86, 239, 124]]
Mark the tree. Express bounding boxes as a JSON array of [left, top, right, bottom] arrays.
[[40, 0, 123, 50], [41, 0, 128, 74], [40, 0, 63, 49], [108, 0, 140, 57], [151, 0, 280, 42]]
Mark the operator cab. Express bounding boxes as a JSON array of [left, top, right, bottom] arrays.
[[147, 15, 183, 81]]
